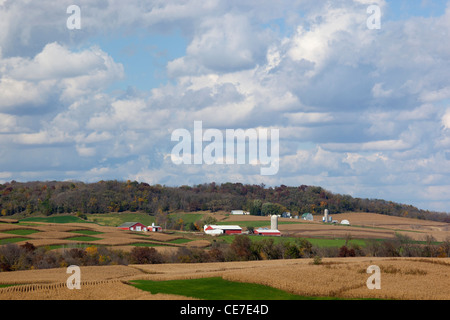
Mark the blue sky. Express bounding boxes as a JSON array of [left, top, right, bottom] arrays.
[[89, 30, 187, 92], [386, 0, 448, 19], [1, 0, 450, 213]]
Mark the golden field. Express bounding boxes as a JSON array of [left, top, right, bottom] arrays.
[[0, 211, 448, 300], [0, 257, 448, 300]]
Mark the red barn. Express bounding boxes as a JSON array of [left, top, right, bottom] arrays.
[[254, 228, 281, 236], [117, 222, 148, 232]]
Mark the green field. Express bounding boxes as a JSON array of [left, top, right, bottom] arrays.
[[87, 212, 156, 227], [64, 236, 101, 242], [170, 213, 204, 224], [128, 277, 338, 300], [0, 237, 29, 245], [0, 229, 40, 236], [307, 237, 366, 247], [70, 230, 104, 236], [20, 215, 91, 224], [131, 242, 167, 247], [218, 235, 367, 248]]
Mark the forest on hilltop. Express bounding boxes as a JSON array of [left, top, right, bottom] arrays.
[[0, 180, 449, 223]]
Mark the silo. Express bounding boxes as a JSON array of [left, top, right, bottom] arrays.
[[271, 215, 278, 230], [324, 209, 329, 223]]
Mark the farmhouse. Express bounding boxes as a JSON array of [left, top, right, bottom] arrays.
[[117, 222, 148, 232], [254, 228, 281, 236], [204, 225, 242, 235], [149, 222, 162, 232], [301, 213, 313, 221], [281, 212, 291, 218]]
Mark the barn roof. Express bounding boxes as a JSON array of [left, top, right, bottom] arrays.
[[205, 225, 242, 230], [117, 222, 143, 228]]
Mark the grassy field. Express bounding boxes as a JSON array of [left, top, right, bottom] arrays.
[[128, 277, 339, 300], [0, 237, 29, 245], [217, 234, 368, 248], [0, 229, 41, 236], [86, 212, 204, 227], [64, 236, 102, 242], [20, 216, 91, 224], [87, 212, 156, 227]]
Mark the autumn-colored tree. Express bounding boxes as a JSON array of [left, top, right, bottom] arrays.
[[129, 247, 163, 264], [230, 235, 255, 261]]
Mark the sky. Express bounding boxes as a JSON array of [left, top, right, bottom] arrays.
[[1, 0, 450, 213]]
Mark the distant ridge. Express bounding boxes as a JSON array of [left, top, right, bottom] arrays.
[[0, 180, 448, 223]]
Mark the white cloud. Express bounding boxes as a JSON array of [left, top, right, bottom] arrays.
[[0, 42, 124, 113], [442, 109, 450, 130], [1, 0, 450, 212], [10, 42, 106, 81], [0, 78, 46, 111]]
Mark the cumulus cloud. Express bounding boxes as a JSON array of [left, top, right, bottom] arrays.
[[1, 0, 450, 212]]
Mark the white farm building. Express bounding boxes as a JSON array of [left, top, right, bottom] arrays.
[[204, 225, 242, 235], [231, 210, 249, 215]]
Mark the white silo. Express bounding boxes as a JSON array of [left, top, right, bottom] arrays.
[[271, 215, 278, 230], [324, 209, 329, 223]]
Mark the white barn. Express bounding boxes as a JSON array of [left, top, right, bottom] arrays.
[[204, 225, 242, 235], [231, 210, 249, 215]]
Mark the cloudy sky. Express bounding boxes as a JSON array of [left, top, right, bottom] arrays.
[[1, 0, 450, 212]]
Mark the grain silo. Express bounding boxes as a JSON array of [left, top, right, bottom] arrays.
[[324, 209, 329, 223], [271, 215, 278, 230]]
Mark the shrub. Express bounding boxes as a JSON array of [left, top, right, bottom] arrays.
[[312, 255, 322, 265], [230, 235, 255, 261], [0, 244, 27, 271], [129, 247, 163, 264], [254, 238, 282, 260], [338, 246, 356, 257], [175, 247, 211, 263], [20, 242, 36, 253]]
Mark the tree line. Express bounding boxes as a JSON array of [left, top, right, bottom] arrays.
[[1, 233, 449, 272], [0, 180, 449, 222]]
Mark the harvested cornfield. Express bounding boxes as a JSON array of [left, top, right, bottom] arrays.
[[219, 258, 450, 300], [126, 257, 450, 300], [0, 279, 193, 300], [0, 257, 448, 300]]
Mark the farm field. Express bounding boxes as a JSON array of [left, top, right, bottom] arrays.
[[0, 217, 203, 251], [0, 257, 448, 300], [0, 211, 448, 252], [0, 211, 448, 301], [221, 211, 449, 242]]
